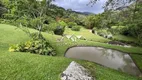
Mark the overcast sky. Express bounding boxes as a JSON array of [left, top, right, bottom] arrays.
[[52, 0, 107, 14]]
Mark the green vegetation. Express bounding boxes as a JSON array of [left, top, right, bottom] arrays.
[[0, 48, 71, 80], [71, 25, 81, 31], [113, 35, 138, 42], [131, 54, 142, 70], [68, 22, 77, 28], [109, 26, 127, 35], [0, 24, 142, 80], [9, 39, 56, 56], [65, 27, 109, 42], [0, 0, 142, 80]]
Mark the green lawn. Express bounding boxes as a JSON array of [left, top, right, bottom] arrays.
[[0, 24, 141, 80], [0, 49, 72, 80], [64, 27, 110, 43], [131, 54, 142, 70], [113, 35, 138, 42], [0, 24, 30, 44]]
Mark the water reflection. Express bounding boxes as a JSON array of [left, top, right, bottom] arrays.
[[65, 47, 141, 76]]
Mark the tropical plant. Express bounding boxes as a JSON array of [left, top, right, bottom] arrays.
[[9, 33, 56, 56]]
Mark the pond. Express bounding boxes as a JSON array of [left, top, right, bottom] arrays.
[[65, 47, 142, 76]]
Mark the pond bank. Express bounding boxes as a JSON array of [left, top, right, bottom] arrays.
[[65, 46, 142, 77]]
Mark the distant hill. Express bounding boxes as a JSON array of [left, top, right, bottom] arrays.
[[81, 12, 94, 15], [71, 11, 94, 15]]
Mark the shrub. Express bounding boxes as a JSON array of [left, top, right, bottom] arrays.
[[48, 22, 65, 35], [9, 39, 56, 56], [29, 18, 42, 29], [44, 17, 56, 24], [54, 26, 65, 35], [68, 22, 77, 28], [30, 32, 45, 40], [42, 24, 48, 32], [92, 27, 98, 34], [16, 18, 29, 27], [97, 29, 108, 37], [9, 44, 19, 52], [97, 29, 113, 39], [58, 21, 67, 27], [47, 23, 58, 32], [71, 26, 81, 31], [0, 19, 2, 23], [109, 26, 127, 35], [9, 33, 56, 56], [0, 19, 16, 25]]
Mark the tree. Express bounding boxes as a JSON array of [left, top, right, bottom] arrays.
[[2, 0, 53, 38], [0, 1, 7, 17], [84, 15, 95, 29], [90, 0, 135, 8]]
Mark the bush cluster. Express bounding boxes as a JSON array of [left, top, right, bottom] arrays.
[[71, 26, 81, 31], [48, 21, 67, 35], [9, 33, 56, 56], [68, 22, 77, 28], [9, 40, 56, 56], [59, 21, 68, 27], [54, 26, 65, 35], [92, 28, 113, 39], [109, 26, 127, 35]]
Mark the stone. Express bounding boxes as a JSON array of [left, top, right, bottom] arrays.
[[95, 31, 98, 35], [108, 41, 126, 46], [107, 34, 113, 39], [61, 61, 95, 80], [70, 35, 77, 42], [124, 45, 131, 48], [66, 35, 72, 39], [76, 35, 82, 39]]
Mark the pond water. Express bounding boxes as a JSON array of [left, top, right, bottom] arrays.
[[65, 47, 142, 76]]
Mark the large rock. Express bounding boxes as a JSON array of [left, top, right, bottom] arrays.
[[61, 61, 95, 80], [107, 34, 113, 39]]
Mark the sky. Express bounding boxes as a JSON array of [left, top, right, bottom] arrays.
[[52, 0, 107, 14]]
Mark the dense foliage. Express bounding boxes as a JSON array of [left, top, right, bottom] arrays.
[[71, 25, 81, 31], [68, 22, 77, 28], [9, 33, 56, 56]]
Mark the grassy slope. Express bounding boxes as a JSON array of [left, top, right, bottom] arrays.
[[64, 28, 110, 42], [113, 35, 138, 42], [47, 28, 142, 56], [0, 24, 72, 80], [0, 24, 30, 44], [0, 50, 71, 80], [131, 54, 142, 71], [0, 24, 141, 80]]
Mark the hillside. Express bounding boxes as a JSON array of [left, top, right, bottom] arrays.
[[0, 24, 142, 80]]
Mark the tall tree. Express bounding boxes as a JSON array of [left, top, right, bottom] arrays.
[[0, 1, 7, 17], [1, 0, 53, 38]]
